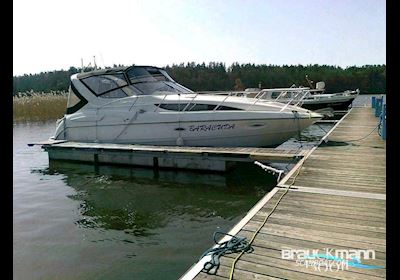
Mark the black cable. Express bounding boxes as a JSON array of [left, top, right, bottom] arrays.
[[199, 231, 253, 275]]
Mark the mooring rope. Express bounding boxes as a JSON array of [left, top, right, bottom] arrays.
[[293, 110, 303, 148], [342, 122, 381, 142], [320, 120, 381, 144], [211, 109, 383, 279], [200, 231, 253, 275], [315, 123, 329, 134], [228, 159, 305, 279], [316, 113, 382, 143]]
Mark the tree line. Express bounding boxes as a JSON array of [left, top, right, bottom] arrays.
[[13, 63, 386, 95]]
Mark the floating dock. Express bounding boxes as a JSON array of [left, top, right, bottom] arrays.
[[32, 112, 344, 172], [181, 107, 386, 279], [37, 142, 307, 172]]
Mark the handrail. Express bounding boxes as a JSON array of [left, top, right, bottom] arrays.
[[182, 92, 199, 111], [274, 87, 308, 103], [292, 90, 310, 107], [213, 92, 233, 111], [245, 91, 268, 111], [154, 93, 168, 112], [91, 87, 311, 116], [279, 90, 310, 112], [98, 95, 137, 108]]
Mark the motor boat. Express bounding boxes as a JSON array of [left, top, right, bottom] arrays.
[[51, 65, 322, 147], [299, 89, 359, 111], [243, 81, 360, 111], [299, 76, 360, 110]]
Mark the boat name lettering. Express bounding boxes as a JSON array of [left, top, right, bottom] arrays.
[[189, 124, 235, 132]]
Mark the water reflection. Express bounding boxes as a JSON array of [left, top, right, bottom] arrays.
[[33, 161, 276, 237]]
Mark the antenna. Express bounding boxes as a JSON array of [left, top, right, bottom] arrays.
[[100, 52, 105, 68], [305, 75, 314, 89], [93, 56, 97, 70]]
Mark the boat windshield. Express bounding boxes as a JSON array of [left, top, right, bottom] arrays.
[[126, 67, 193, 95], [80, 66, 193, 98]]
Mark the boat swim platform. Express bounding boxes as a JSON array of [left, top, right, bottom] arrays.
[[180, 107, 386, 280], [35, 141, 308, 172]]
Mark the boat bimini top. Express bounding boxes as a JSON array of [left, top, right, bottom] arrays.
[[66, 65, 193, 114]]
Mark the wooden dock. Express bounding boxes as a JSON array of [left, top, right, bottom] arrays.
[[39, 142, 307, 172], [181, 107, 386, 279]]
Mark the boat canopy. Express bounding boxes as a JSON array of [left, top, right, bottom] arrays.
[[77, 66, 193, 98]]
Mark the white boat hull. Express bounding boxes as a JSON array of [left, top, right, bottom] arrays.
[[63, 115, 318, 147]]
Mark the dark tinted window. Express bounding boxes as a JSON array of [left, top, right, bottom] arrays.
[[157, 104, 186, 111], [157, 103, 241, 111], [186, 104, 216, 111], [216, 106, 242, 111], [271, 92, 281, 99]]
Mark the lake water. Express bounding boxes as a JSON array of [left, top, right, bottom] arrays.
[[13, 95, 375, 279]]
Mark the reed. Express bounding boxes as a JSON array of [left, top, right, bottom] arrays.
[[13, 91, 68, 123]]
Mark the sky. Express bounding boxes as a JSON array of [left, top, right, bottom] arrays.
[[13, 0, 386, 76]]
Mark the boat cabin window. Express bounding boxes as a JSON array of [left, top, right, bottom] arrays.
[[100, 88, 128, 98], [270, 92, 281, 99], [66, 84, 88, 114], [81, 74, 128, 96], [157, 103, 242, 111], [276, 91, 296, 99], [67, 86, 81, 108]]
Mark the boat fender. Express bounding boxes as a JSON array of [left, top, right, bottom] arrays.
[[176, 137, 184, 146]]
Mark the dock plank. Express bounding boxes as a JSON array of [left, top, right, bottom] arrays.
[[183, 107, 386, 280]]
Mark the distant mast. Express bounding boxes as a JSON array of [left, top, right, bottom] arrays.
[[80, 56, 97, 73], [93, 56, 97, 70], [305, 75, 314, 89]]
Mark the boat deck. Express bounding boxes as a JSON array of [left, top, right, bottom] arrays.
[[181, 107, 386, 279]]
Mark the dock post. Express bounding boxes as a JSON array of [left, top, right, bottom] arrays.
[[153, 157, 159, 169], [375, 97, 382, 117], [381, 104, 386, 140], [371, 96, 376, 108], [94, 153, 99, 173]]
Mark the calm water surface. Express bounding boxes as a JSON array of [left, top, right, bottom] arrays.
[[13, 95, 374, 279], [14, 123, 278, 280]]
